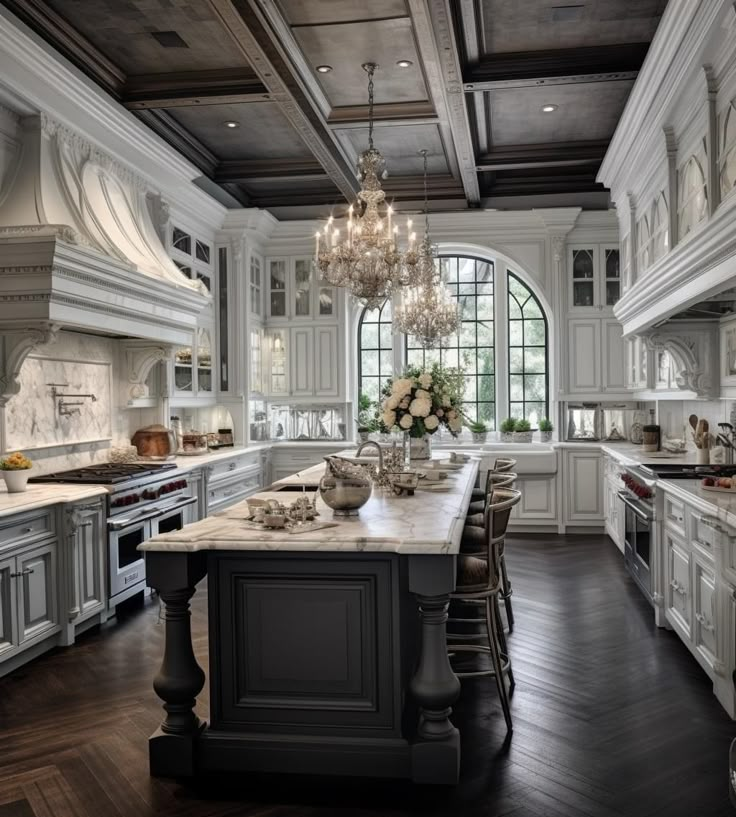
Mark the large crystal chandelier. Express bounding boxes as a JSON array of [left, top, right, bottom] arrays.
[[394, 150, 460, 348], [314, 63, 418, 309]]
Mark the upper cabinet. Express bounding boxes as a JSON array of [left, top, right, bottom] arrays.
[[170, 225, 214, 296], [267, 257, 336, 322], [568, 244, 621, 313], [172, 327, 214, 402], [250, 252, 264, 318]]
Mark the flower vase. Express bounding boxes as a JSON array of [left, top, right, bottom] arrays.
[[409, 434, 432, 461], [3, 469, 31, 493]]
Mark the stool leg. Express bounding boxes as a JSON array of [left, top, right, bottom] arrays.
[[500, 555, 514, 634], [493, 593, 515, 694], [485, 597, 512, 734]]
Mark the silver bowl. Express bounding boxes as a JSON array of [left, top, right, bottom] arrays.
[[319, 475, 372, 516]]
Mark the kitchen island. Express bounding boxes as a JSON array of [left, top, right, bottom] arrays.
[[141, 455, 479, 784]]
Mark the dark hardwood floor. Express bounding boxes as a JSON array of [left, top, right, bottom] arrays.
[[1, 535, 734, 817]]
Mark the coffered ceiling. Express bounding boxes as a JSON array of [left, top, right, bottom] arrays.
[[2, 0, 668, 218]]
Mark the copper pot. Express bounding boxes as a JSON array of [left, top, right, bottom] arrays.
[[131, 424, 177, 459]]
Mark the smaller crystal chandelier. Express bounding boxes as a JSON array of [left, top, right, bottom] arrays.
[[394, 151, 460, 348], [314, 63, 418, 309]]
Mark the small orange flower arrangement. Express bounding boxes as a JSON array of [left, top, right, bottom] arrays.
[[0, 452, 32, 470]]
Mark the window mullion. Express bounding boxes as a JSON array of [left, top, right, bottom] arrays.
[[495, 259, 508, 427]]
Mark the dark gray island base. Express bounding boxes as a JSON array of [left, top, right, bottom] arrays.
[[147, 548, 461, 784], [142, 457, 478, 785]]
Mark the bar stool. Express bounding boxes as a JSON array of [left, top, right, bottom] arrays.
[[462, 473, 518, 634], [448, 487, 521, 734], [470, 457, 517, 505], [466, 472, 517, 524]]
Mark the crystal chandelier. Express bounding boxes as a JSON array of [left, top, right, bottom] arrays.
[[394, 151, 460, 348], [314, 63, 419, 309]]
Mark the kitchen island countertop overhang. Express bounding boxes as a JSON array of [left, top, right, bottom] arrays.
[[142, 456, 480, 785]]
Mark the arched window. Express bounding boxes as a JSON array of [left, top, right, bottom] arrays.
[[357, 298, 393, 404], [507, 273, 548, 426], [356, 253, 549, 430]]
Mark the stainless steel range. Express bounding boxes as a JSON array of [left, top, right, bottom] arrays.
[[619, 466, 657, 604], [30, 463, 197, 608]]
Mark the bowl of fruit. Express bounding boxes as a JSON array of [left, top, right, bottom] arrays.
[[700, 476, 736, 492]]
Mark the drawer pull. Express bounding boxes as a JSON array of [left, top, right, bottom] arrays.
[[80, 521, 93, 528], [229, 462, 237, 470], [10, 568, 34, 578], [667, 514, 683, 524], [223, 489, 238, 498], [21, 527, 34, 534], [670, 579, 686, 596], [695, 612, 715, 632]]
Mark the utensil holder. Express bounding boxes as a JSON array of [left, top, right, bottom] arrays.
[[697, 447, 710, 465]]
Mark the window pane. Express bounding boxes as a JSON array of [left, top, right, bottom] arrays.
[[509, 321, 524, 345], [358, 299, 394, 404], [525, 347, 545, 373], [510, 374, 524, 401], [362, 324, 378, 348], [524, 320, 546, 345], [362, 350, 378, 376], [509, 348, 524, 372], [379, 323, 393, 347]]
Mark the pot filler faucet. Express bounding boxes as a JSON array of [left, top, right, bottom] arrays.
[[48, 383, 98, 417]]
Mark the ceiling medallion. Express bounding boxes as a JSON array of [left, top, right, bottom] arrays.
[[394, 150, 459, 348], [314, 63, 419, 309]]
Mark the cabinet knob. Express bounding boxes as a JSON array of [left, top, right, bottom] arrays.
[[695, 611, 715, 632], [21, 527, 33, 533]]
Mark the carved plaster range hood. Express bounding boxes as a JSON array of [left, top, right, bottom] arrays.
[[643, 321, 719, 399], [0, 113, 211, 404]]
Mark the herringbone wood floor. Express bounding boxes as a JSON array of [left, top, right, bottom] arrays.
[[0, 535, 733, 817]]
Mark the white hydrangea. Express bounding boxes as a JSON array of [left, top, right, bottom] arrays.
[[441, 394, 451, 407], [424, 414, 439, 431], [409, 397, 431, 417], [414, 388, 430, 400], [399, 413, 414, 430], [381, 409, 396, 428], [385, 394, 400, 410], [391, 378, 414, 398], [418, 372, 432, 389], [449, 417, 463, 434]]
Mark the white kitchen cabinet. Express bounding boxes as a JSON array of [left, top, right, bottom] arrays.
[[604, 478, 624, 552], [509, 476, 557, 523], [567, 319, 601, 393], [568, 244, 621, 313], [693, 556, 719, 674], [16, 542, 58, 647], [204, 452, 266, 515], [267, 258, 288, 319], [267, 328, 289, 397], [290, 327, 315, 396], [64, 501, 106, 635], [0, 556, 16, 660], [719, 314, 736, 396], [314, 325, 339, 397], [266, 326, 340, 400], [664, 529, 691, 639], [267, 257, 337, 321], [564, 450, 603, 524], [626, 335, 652, 390], [172, 325, 215, 403], [566, 317, 626, 396]]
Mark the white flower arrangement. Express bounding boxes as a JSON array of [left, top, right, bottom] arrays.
[[379, 364, 465, 438]]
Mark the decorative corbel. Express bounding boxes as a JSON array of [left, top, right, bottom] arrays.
[[0, 324, 60, 406], [122, 341, 171, 401], [644, 331, 715, 398]]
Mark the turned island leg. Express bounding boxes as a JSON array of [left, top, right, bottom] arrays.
[[408, 556, 461, 784], [146, 551, 207, 777]]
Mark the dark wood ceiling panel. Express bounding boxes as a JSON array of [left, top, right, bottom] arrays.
[[294, 18, 427, 107], [488, 80, 634, 146], [169, 101, 314, 161], [333, 123, 449, 176], [123, 69, 270, 109], [43, 0, 250, 73], [276, 0, 409, 26], [479, 0, 668, 54]]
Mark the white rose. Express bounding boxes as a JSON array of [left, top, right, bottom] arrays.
[[399, 413, 413, 430], [381, 409, 396, 428], [424, 414, 439, 431], [418, 373, 432, 388], [409, 397, 431, 417]]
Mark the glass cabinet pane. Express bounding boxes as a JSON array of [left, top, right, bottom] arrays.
[[294, 260, 311, 317], [174, 346, 193, 392], [318, 286, 334, 316], [573, 281, 595, 307], [269, 260, 287, 317], [572, 249, 594, 279], [270, 330, 287, 395], [250, 328, 263, 393], [197, 329, 212, 393], [218, 247, 229, 391], [605, 248, 620, 305]]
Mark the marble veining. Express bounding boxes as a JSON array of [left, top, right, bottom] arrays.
[[142, 458, 480, 555], [659, 479, 736, 530], [0, 483, 108, 517]]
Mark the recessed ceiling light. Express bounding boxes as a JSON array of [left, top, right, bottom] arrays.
[[542, 104, 558, 113], [316, 65, 332, 73], [224, 121, 239, 128], [396, 59, 413, 68]]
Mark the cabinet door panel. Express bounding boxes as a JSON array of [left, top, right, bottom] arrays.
[[17, 544, 58, 645], [666, 535, 691, 638], [78, 511, 105, 618], [290, 327, 314, 396], [693, 559, 718, 671], [567, 320, 601, 393], [315, 326, 339, 397], [516, 477, 556, 520], [565, 452, 603, 521], [602, 319, 626, 392], [0, 557, 17, 659]]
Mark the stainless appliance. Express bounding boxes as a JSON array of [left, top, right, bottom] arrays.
[[30, 463, 196, 608], [566, 403, 601, 440], [619, 468, 656, 603]]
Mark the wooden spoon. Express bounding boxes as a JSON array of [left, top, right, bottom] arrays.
[[689, 414, 699, 432]]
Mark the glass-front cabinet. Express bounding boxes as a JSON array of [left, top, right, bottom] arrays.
[[197, 328, 212, 393], [172, 326, 215, 401], [266, 256, 336, 320], [268, 328, 289, 397], [568, 244, 620, 311], [174, 344, 193, 393]]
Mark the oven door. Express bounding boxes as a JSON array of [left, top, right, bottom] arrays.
[[108, 518, 150, 601], [619, 491, 653, 600], [151, 495, 197, 537]]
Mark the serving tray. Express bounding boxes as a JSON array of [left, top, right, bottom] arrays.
[[699, 484, 736, 494]]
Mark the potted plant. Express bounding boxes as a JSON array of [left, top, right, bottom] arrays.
[[0, 452, 33, 493], [379, 364, 465, 460], [356, 392, 376, 443], [513, 418, 533, 444], [467, 419, 488, 444], [538, 417, 554, 442], [500, 417, 516, 443]]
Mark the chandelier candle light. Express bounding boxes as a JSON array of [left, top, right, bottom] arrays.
[[314, 63, 420, 308], [394, 150, 460, 347]]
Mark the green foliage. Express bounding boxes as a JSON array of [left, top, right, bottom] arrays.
[[514, 418, 531, 432], [467, 419, 488, 433], [356, 392, 380, 432], [500, 417, 517, 433], [538, 417, 554, 432]]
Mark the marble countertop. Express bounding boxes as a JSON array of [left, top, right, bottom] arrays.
[[599, 442, 700, 467], [658, 479, 736, 529], [141, 456, 480, 555], [0, 484, 108, 517]]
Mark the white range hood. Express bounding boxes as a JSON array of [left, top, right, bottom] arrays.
[[0, 113, 211, 403]]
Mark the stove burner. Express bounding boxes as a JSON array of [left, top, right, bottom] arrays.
[[28, 462, 177, 485]]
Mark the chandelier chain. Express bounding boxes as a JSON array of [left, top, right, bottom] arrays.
[[365, 62, 375, 151]]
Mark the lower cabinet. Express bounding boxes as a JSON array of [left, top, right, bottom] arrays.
[[664, 528, 691, 640], [564, 450, 604, 525], [604, 476, 624, 552], [0, 538, 60, 669], [509, 476, 557, 525], [692, 556, 719, 674]]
